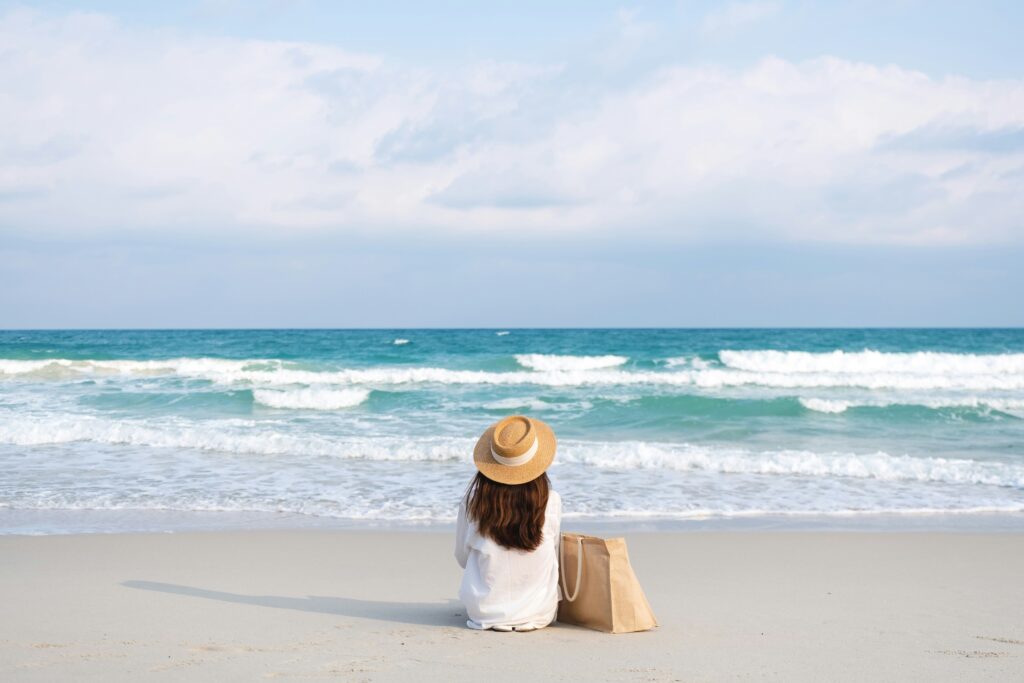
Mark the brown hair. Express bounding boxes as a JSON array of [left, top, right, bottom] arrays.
[[465, 471, 549, 551]]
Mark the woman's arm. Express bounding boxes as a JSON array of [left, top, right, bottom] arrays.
[[454, 499, 470, 569]]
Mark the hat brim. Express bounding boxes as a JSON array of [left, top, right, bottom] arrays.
[[472, 418, 557, 485]]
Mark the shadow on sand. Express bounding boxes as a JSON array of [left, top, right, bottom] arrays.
[[122, 580, 465, 627]]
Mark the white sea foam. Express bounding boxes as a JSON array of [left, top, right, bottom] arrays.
[[720, 349, 1024, 375], [799, 396, 1024, 415], [218, 365, 1024, 391], [799, 398, 851, 413], [393, 338, 410, 345], [7, 500, 1022, 526], [561, 505, 1024, 520], [0, 415, 469, 461], [225, 366, 641, 387], [1, 415, 1021, 488], [496, 331, 510, 336], [694, 370, 1024, 391], [3, 352, 1024, 391], [515, 354, 628, 371], [480, 397, 552, 412], [0, 360, 55, 373], [559, 441, 1024, 488], [253, 388, 370, 410], [0, 357, 280, 379]]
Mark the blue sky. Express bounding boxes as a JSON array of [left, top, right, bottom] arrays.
[[11, 1, 1024, 78], [1, 1, 1023, 327]]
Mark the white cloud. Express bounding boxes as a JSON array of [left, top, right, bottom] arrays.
[[700, 1, 779, 35], [596, 8, 660, 68], [1, 9, 1023, 245]]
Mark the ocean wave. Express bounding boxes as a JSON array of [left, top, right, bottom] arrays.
[[514, 354, 628, 371], [720, 349, 1024, 375], [0, 357, 280, 379], [392, 338, 410, 345], [1, 415, 1021, 488], [799, 398, 851, 413], [252, 388, 370, 410], [215, 366, 1024, 391], [0, 416, 469, 461], [693, 370, 1024, 391], [799, 396, 1024, 415], [0, 498, 457, 523], [4, 353, 1024, 391], [560, 441, 1024, 488]]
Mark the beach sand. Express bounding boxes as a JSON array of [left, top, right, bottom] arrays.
[[2, 530, 1023, 681]]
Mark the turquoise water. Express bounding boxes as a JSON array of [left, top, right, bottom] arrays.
[[1, 328, 1023, 533]]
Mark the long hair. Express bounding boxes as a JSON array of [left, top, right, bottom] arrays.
[[465, 471, 549, 551]]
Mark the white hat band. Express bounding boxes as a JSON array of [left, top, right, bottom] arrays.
[[491, 435, 538, 467]]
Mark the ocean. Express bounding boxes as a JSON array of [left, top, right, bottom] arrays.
[[1, 328, 1023, 534]]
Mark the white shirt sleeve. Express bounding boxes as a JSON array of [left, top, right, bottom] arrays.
[[454, 499, 470, 569]]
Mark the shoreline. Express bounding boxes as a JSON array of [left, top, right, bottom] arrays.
[[4, 530, 1023, 681], [3, 508, 1024, 536]]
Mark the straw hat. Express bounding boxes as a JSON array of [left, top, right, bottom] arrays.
[[473, 415, 557, 485]]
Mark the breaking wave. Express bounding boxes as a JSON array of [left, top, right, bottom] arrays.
[[252, 388, 370, 410], [799, 396, 1024, 415], [799, 398, 851, 414], [2, 350, 1024, 392], [1, 415, 1021, 488], [720, 349, 1024, 375]]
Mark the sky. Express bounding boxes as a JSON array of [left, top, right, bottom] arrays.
[[1, 0, 1023, 327]]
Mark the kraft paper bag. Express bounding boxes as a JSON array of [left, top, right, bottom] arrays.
[[557, 532, 658, 633]]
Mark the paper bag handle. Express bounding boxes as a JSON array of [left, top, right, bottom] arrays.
[[559, 535, 584, 603]]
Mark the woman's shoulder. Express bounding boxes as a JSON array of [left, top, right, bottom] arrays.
[[548, 488, 562, 510]]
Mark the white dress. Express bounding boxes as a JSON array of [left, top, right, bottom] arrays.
[[454, 489, 562, 631]]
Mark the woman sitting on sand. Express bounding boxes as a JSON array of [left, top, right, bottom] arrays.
[[455, 415, 561, 631]]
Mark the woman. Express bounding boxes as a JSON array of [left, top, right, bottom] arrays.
[[455, 414, 561, 631]]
